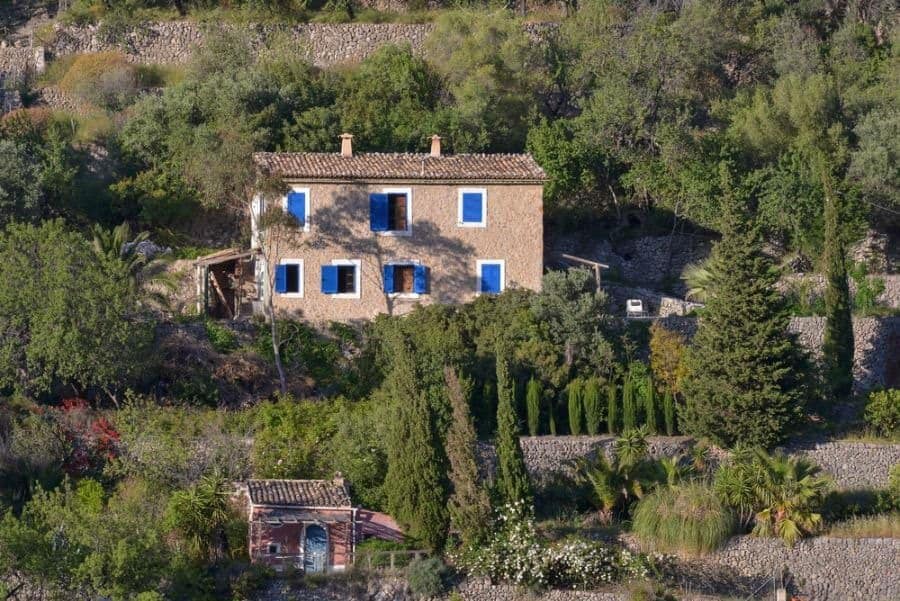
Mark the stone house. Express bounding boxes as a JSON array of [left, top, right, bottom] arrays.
[[237, 478, 356, 573], [246, 134, 546, 323]]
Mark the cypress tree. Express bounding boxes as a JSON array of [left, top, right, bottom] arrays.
[[622, 374, 636, 432], [821, 167, 854, 401], [444, 367, 492, 547], [383, 333, 449, 550], [567, 378, 583, 435], [583, 377, 603, 436], [663, 389, 676, 436], [525, 376, 541, 436], [607, 382, 618, 434], [548, 396, 557, 435], [643, 379, 658, 434], [495, 348, 533, 506], [680, 188, 806, 448]]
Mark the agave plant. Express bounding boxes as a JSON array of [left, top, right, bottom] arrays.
[[750, 450, 831, 546]]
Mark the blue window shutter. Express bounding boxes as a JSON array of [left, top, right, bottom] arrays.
[[370, 193, 389, 231], [287, 191, 306, 225], [462, 192, 483, 223], [274, 264, 288, 293], [321, 265, 339, 294], [481, 264, 501, 294], [413, 265, 428, 294], [383, 264, 394, 293]]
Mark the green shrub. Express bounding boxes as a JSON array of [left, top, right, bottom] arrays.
[[354, 539, 415, 569], [204, 319, 238, 354], [632, 483, 734, 555], [583, 377, 604, 436], [59, 52, 139, 110], [406, 556, 448, 598], [622, 374, 636, 432], [864, 389, 900, 438], [567, 378, 583, 436]]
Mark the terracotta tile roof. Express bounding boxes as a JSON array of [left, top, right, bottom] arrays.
[[253, 152, 546, 182], [247, 479, 352, 508]]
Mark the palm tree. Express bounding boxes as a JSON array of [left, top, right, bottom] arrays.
[[681, 261, 714, 303], [750, 451, 831, 547], [92, 222, 174, 308], [167, 471, 233, 560]]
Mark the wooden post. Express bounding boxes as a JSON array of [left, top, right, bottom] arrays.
[[389, 552, 395, 571]]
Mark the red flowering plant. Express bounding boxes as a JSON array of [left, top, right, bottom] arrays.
[[56, 398, 121, 476]]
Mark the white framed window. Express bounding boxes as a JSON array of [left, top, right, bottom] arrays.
[[476, 259, 505, 295], [267, 542, 281, 555], [283, 186, 311, 232], [275, 259, 304, 297], [370, 188, 412, 236], [322, 259, 361, 299], [458, 188, 487, 227], [383, 259, 428, 298]]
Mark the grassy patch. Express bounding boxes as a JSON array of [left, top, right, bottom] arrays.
[[37, 56, 79, 87], [136, 64, 188, 88], [204, 319, 238, 354], [827, 513, 900, 538]]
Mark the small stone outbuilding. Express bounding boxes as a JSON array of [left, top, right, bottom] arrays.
[[237, 477, 355, 573]]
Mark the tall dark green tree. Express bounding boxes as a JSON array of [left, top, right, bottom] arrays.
[[607, 382, 619, 435], [443, 367, 492, 547], [622, 374, 636, 432], [494, 347, 533, 506], [567, 378, 583, 436], [680, 181, 807, 448], [821, 164, 854, 400], [525, 376, 541, 436], [383, 334, 449, 550], [583, 377, 603, 436]]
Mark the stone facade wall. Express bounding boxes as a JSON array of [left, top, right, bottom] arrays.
[[263, 181, 544, 324], [652, 316, 900, 392], [704, 536, 900, 601], [479, 436, 900, 490], [780, 273, 900, 310], [0, 46, 35, 82]]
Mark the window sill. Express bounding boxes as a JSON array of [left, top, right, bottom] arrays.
[[329, 293, 361, 299], [277, 292, 304, 298], [376, 230, 412, 237], [389, 292, 422, 300], [457, 221, 486, 228]]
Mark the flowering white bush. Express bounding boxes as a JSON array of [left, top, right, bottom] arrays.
[[455, 500, 668, 590]]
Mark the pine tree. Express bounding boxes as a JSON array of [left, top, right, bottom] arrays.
[[680, 187, 806, 448], [567, 378, 583, 435], [443, 366, 492, 547], [622, 374, 636, 432], [583, 377, 603, 436], [607, 382, 618, 434], [821, 165, 854, 401], [525, 376, 541, 436], [643, 380, 658, 434], [383, 333, 449, 550], [663, 389, 676, 436], [495, 347, 533, 506]]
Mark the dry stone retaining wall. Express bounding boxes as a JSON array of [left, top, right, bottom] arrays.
[[653, 316, 900, 392], [704, 536, 900, 601], [480, 436, 900, 490]]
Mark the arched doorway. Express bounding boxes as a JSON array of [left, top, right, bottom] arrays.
[[303, 524, 328, 573]]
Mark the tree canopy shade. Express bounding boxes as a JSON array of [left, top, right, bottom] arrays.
[[679, 179, 808, 448], [0, 220, 153, 400]]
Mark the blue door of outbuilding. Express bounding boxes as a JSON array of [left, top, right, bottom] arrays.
[[304, 525, 327, 573]]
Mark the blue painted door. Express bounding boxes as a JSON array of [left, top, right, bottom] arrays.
[[304, 525, 327, 573]]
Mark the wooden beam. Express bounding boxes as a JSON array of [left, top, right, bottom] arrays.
[[209, 270, 234, 319]]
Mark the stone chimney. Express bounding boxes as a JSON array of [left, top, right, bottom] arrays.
[[430, 134, 442, 157], [340, 133, 353, 157]]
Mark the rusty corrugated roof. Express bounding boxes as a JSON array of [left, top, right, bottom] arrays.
[[247, 479, 352, 508], [253, 152, 547, 182]]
